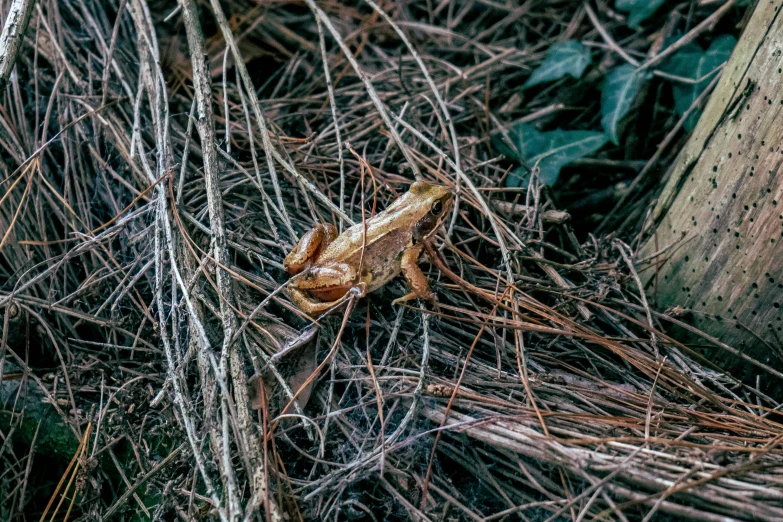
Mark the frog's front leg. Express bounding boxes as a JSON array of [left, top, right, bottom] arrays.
[[392, 244, 437, 305], [289, 262, 366, 316], [284, 224, 338, 275]]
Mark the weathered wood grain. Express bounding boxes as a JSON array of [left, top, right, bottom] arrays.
[[640, 0, 783, 371], [0, 0, 34, 92]]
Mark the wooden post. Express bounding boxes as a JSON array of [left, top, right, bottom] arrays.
[[639, 0, 783, 372], [0, 0, 34, 91]]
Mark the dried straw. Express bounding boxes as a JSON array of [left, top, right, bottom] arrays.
[[2, 0, 780, 521]]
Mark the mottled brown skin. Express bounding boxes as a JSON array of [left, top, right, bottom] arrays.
[[284, 181, 454, 316]]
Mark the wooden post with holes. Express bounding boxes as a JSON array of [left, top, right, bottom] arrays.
[[639, 0, 783, 376]]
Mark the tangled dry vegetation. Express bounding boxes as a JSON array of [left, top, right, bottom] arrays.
[[2, 0, 783, 520]]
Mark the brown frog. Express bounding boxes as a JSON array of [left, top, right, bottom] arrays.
[[284, 181, 454, 316]]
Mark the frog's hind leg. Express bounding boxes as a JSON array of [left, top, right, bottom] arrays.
[[289, 287, 348, 316], [293, 262, 363, 299], [284, 224, 339, 275], [289, 278, 367, 317], [288, 262, 367, 316]]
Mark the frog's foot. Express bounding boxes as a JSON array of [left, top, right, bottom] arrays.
[[392, 290, 438, 307], [289, 287, 347, 316], [391, 292, 414, 306], [284, 223, 338, 275], [349, 282, 367, 298], [289, 280, 367, 317]]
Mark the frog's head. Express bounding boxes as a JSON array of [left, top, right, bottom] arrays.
[[408, 181, 454, 243]]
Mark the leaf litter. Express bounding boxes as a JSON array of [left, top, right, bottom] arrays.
[[0, 1, 780, 521]]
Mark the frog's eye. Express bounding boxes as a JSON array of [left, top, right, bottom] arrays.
[[431, 200, 444, 216]]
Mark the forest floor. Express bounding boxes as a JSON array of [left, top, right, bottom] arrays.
[[2, 0, 782, 521]]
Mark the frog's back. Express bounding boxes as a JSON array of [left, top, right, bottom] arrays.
[[318, 221, 412, 263], [319, 220, 412, 291]]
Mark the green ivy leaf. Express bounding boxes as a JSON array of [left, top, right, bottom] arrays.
[[662, 35, 737, 132], [616, 0, 666, 28], [601, 64, 646, 145], [501, 124, 609, 187], [524, 40, 592, 88], [491, 132, 519, 161]]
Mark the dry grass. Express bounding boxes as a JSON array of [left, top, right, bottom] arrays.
[[2, 0, 782, 520]]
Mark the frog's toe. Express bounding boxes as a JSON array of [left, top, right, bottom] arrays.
[[289, 288, 339, 316], [351, 282, 367, 298], [392, 288, 438, 307], [391, 294, 409, 306], [392, 291, 417, 306]]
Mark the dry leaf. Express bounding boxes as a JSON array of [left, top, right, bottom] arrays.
[[249, 326, 319, 416]]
